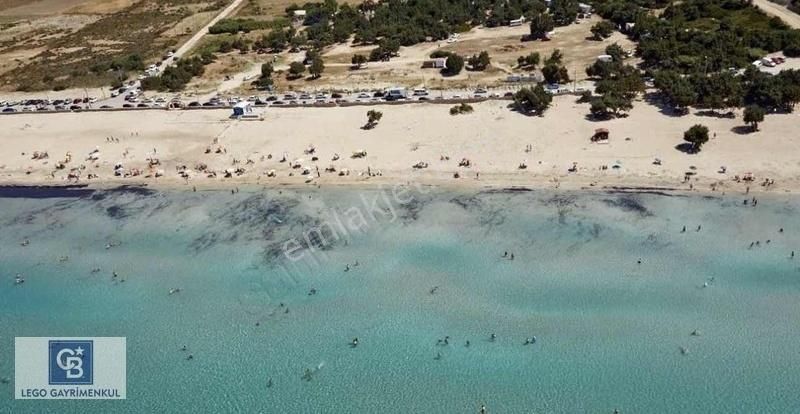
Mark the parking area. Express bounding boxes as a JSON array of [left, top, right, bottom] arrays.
[[1, 81, 595, 114]]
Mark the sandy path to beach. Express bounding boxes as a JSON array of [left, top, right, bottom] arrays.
[[0, 95, 797, 193]]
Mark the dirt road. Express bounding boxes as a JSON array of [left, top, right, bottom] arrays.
[[752, 0, 800, 29]]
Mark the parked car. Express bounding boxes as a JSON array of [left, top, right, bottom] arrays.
[[331, 93, 343, 99], [187, 101, 201, 107], [137, 103, 149, 108], [123, 103, 133, 108], [2, 107, 16, 113], [69, 105, 82, 111], [100, 105, 113, 109]]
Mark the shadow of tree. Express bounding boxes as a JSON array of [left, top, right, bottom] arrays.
[[731, 125, 755, 135]]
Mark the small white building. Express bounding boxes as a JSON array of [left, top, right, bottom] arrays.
[[232, 101, 252, 117]]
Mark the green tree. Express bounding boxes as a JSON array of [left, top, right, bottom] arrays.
[[254, 62, 274, 89], [529, 13, 554, 40], [517, 52, 540, 69], [443, 54, 464, 76], [550, 0, 578, 26], [591, 21, 615, 40], [309, 55, 325, 78], [743, 105, 766, 131], [365, 110, 383, 129], [544, 49, 564, 66], [542, 63, 570, 84], [351, 54, 367, 69], [513, 85, 553, 114], [605, 43, 625, 62], [683, 124, 710, 152], [468, 51, 491, 71], [288, 61, 306, 79]]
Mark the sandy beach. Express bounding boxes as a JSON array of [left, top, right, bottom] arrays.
[[0, 95, 797, 193]]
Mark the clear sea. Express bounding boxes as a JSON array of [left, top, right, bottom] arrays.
[[1, 185, 799, 413]]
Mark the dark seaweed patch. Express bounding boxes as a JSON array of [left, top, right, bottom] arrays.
[[602, 196, 652, 217], [0, 185, 93, 199]]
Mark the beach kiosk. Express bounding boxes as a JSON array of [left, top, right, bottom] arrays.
[[232, 101, 251, 117]]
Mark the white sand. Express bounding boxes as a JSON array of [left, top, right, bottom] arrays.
[[0, 95, 797, 193]]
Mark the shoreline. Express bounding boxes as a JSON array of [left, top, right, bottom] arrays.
[[0, 97, 797, 196], [0, 175, 788, 199]]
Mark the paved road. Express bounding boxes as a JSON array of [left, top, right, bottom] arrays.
[[752, 0, 800, 29], [157, 0, 246, 75]]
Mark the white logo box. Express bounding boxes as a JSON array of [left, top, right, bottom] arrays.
[[15, 337, 126, 399]]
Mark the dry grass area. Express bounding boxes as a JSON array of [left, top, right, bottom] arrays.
[[0, 0, 137, 16], [0, 0, 226, 91], [269, 16, 638, 91], [195, 15, 637, 95]]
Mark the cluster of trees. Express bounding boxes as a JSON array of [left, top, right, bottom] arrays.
[[654, 67, 800, 113], [368, 38, 400, 62], [590, 0, 800, 124], [517, 52, 541, 70], [467, 51, 491, 71], [208, 18, 274, 35], [590, 21, 614, 40], [584, 48, 644, 118], [277, 0, 581, 54], [287, 51, 326, 80], [141, 55, 210, 92], [626, 0, 800, 73], [513, 84, 553, 114], [541, 49, 570, 84]]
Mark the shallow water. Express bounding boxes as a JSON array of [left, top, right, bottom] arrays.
[[1, 186, 799, 413]]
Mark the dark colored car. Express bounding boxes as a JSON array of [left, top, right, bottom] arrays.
[[504, 92, 514, 97], [266, 96, 277, 101], [123, 103, 133, 108], [331, 93, 343, 99], [202, 102, 215, 107], [272, 100, 284, 105], [2, 107, 15, 113], [187, 101, 200, 107], [100, 105, 113, 109], [373, 91, 385, 98], [137, 103, 149, 108], [69, 105, 82, 111]]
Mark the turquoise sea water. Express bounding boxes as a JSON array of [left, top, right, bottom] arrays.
[[1, 186, 799, 413]]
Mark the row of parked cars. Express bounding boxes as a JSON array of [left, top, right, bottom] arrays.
[[1, 97, 100, 113]]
